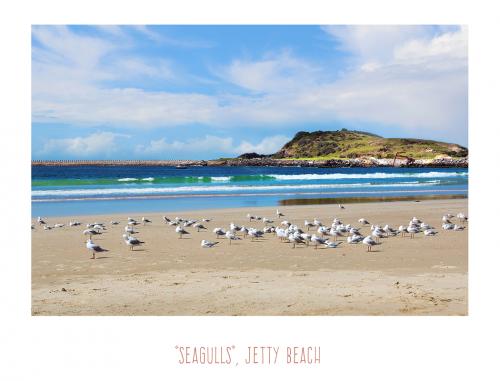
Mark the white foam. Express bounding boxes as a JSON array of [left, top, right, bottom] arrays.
[[210, 176, 231, 181], [269, 172, 467, 180], [117, 178, 138, 182], [32, 181, 440, 197], [141, 177, 154, 181]]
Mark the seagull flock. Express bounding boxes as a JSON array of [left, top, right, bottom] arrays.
[[33, 208, 467, 259]]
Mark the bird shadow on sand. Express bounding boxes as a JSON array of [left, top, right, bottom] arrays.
[[96, 256, 111, 259]]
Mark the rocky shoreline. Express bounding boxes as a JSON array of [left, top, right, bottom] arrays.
[[32, 157, 468, 168]]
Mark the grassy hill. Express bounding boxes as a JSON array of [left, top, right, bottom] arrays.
[[273, 129, 468, 160]]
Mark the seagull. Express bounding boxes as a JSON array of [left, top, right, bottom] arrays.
[[193, 222, 207, 232], [86, 239, 107, 259], [163, 216, 171, 224], [213, 227, 226, 238], [276, 209, 284, 218], [411, 217, 422, 224], [358, 218, 370, 225], [201, 240, 219, 248], [225, 231, 241, 245], [263, 226, 275, 234], [69, 221, 81, 227], [229, 222, 241, 232], [420, 222, 432, 230], [123, 234, 143, 250], [54, 223, 65, 228], [329, 229, 344, 241], [424, 229, 438, 236], [318, 226, 330, 237], [324, 241, 342, 248], [457, 212, 468, 223], [349, 227, 360, 235], [347, 234, 364, 244], [338, 204, 345, 209], [300, 233, 312, 246], [202, 218, 212, 223], [142, 217, 152, 225], [311, 234, 327, 249], [262, 217, 274, 225], [240, 226, 249, 238], [37, 216, 46, 225], [442, 215, 452, 224], [83, 228, 101, 239], [247, 213, 256, 221], [124, 225, 136, 234], [304, 220, 314, 230], [43, 225, 52, 230], [92, 224, 105, 231], [175, 226, 190, 239], [454, 225, 465, 231], [407, 226, 420, 238], [248, 228, 263, 241], [362, 236, 377, 252], [398, 225, 408, 238], [442, 223, 455, 230], [383, 225, 397, 236], [372, 228, 385, 242], [313, 218, 322, 227], [276, 227, 286, 241], [288, 233, 305, 248], [110, 221, 120, 225]]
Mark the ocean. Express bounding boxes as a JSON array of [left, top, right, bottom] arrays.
[[31, 165, 468, 217]]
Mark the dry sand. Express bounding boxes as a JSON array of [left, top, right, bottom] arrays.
[[31, 199, 468, 315]]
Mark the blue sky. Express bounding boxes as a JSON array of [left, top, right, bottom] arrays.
[[32, 25, 468, 160]]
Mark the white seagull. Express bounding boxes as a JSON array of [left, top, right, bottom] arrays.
[[201, 240, 219, 248], [324, 240, 342, 248], [175, 226, 190, 239], [362, 236, 377, 252], [123, 234, 144, 250], [225, 231, 241, 245], [86, 239, 107, 259]]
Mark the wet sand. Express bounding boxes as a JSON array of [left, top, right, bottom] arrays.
[[31, 199, 468, 315]]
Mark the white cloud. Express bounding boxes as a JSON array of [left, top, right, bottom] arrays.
[[32, 26, 467, 145], [322, 25, 433, 65], [40, 132, 129, 157], [137, 135, 290, 156], [234, 135, 290, 154], [222, 51, 320, 93]]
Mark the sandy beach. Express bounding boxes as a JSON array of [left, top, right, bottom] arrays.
[[31, 199, 468, 315]]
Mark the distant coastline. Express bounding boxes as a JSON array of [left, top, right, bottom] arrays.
[[31, 157, 468, 168]]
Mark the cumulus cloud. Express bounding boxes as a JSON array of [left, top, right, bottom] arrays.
[[222, 51, 321, 93], [40, 132, 129, 157], [137, 135, 290, 157]]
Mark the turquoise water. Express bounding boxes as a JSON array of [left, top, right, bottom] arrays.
[[31, 166, 468, 217]]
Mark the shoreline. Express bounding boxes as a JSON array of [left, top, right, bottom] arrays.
[[32, 190, 467, 203]]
